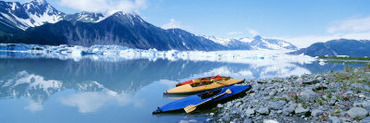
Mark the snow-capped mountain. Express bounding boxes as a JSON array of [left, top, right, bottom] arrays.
[[0, 0, 65, 30], [0, 0, 295, 51], [205, 35, 297, 50], [4, 11, 226, 51], [64, 11, 105, 23]]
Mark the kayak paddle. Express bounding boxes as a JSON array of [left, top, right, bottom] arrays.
[[184, 89, 232, 113]]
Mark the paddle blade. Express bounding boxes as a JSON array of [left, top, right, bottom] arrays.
[[225, 89, 232, 94], [184, 105, 197, 113]]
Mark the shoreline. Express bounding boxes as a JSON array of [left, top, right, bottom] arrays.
[[210, 65, 369, 122]]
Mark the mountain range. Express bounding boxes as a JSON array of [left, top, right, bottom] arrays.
[[0, 0, 297, 51], [289, 39, 370, 57], [206, 35, 297, 50]]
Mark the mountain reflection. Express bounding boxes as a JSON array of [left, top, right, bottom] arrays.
[[0, 57, 362, 113]]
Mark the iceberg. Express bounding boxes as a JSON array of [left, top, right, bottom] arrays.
[[0, 43, 316, 64]]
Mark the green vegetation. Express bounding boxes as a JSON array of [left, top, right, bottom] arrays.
[[318, 56, 370, 60]]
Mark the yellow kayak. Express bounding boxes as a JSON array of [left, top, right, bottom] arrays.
[[164, 78, 245, 94]]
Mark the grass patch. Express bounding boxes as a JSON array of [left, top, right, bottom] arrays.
[[318, 56, 370, 60]]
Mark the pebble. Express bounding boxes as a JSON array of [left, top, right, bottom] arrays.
[[250, 93, 255, 96], [210, 67, 369, 122], [269, 90, 277, 96], [359, 94, 366, 98], [263, 119, 278, 123], [347, 107, 368, 118], [243, 118, 253, 123], [245, 108, 255, 116], [329, 116, 341, 123], [257, 107, 270, 115]]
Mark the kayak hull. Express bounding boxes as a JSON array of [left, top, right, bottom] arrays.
[[176, 75, 230, 87], [164, 78, 245, 95], [153, 85, 251, 114]]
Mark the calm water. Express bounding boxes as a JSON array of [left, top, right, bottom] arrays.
[[0, 57, 366, 122]]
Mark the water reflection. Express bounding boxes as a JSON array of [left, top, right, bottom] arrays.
[[0, 57, 366, 122], [60, 87, 144, 113]]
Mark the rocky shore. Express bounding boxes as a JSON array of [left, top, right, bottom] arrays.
[[210, 65, 369, 123]]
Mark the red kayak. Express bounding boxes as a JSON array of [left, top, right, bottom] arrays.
[[175, 75, 231, 87]]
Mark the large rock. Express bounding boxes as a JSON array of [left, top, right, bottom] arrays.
[[313, 83, 328, 91], [269, 90, 277, 96], [282, 103, 297, 115], [311, 109, 323, 117], [361, 100, 370, 110], [245, 108, 255, 116], [268, 100, 287, 110], [257, 107, 270, 115], [302, 79, 320, 84], [300, 88, 317, 100], [351, 83, 370, 90], [361, 117, 370, 123], [347, 107, 368, 118], [329, 116, 341, 123], [295, 104, 310, 116]]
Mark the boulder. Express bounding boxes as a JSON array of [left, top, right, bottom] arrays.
[[313, 83, 328, 91], [302, 79, 320, 85], [300, 88, 317, 100], [245, 108, 255, 116], [347, 107, 368, 118], [329, 116, 341, 123], [282, 103, 297, 116], [257, 107, 270, 115], [295, 104, 310, 116], [268, 100, 287, 110], [360, 117, 370, 123], [311, 109, 323, 117]]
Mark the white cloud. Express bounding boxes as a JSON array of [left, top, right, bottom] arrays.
[[274, 16, 370, 48], [161, 18, 183, 29], [60, 90, 144, 113], [246, 28, 259, 36], [327, 16, 370, 33], [227, 31, 243, 35], [25, 100, 43, 113], [275, 32, 370, 48], [59, 0, 147, 15]]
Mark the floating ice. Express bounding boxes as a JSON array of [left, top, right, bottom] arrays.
[[0, 43, 316, 64]]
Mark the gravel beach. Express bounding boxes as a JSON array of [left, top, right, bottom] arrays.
[[210, 65, 370, 123]]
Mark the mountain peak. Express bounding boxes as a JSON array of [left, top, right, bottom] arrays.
[[253, 35, 262, 40], [29, 0, 47, 5], [107, 11, 145, 25], [64, 11, 105, 23], [111, 11, 137, 17]]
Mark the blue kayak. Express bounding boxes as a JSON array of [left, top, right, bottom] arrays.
[[153, 85, 251, 114]]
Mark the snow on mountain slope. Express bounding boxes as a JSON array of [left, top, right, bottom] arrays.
[[0, 0, 65, 30], [23, 0, 65, 26], [65, 11, 105, 23], [205, 35, 297, 50]]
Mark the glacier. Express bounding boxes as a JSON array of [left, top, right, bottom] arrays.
[[0, 43, 316, 64]]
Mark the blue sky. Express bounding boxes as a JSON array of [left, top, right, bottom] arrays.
[[5, 0, 370, 47]]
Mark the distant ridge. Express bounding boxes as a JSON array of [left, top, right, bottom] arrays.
[[289, 39, 370, 57], [205, 35, 297, 50]]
